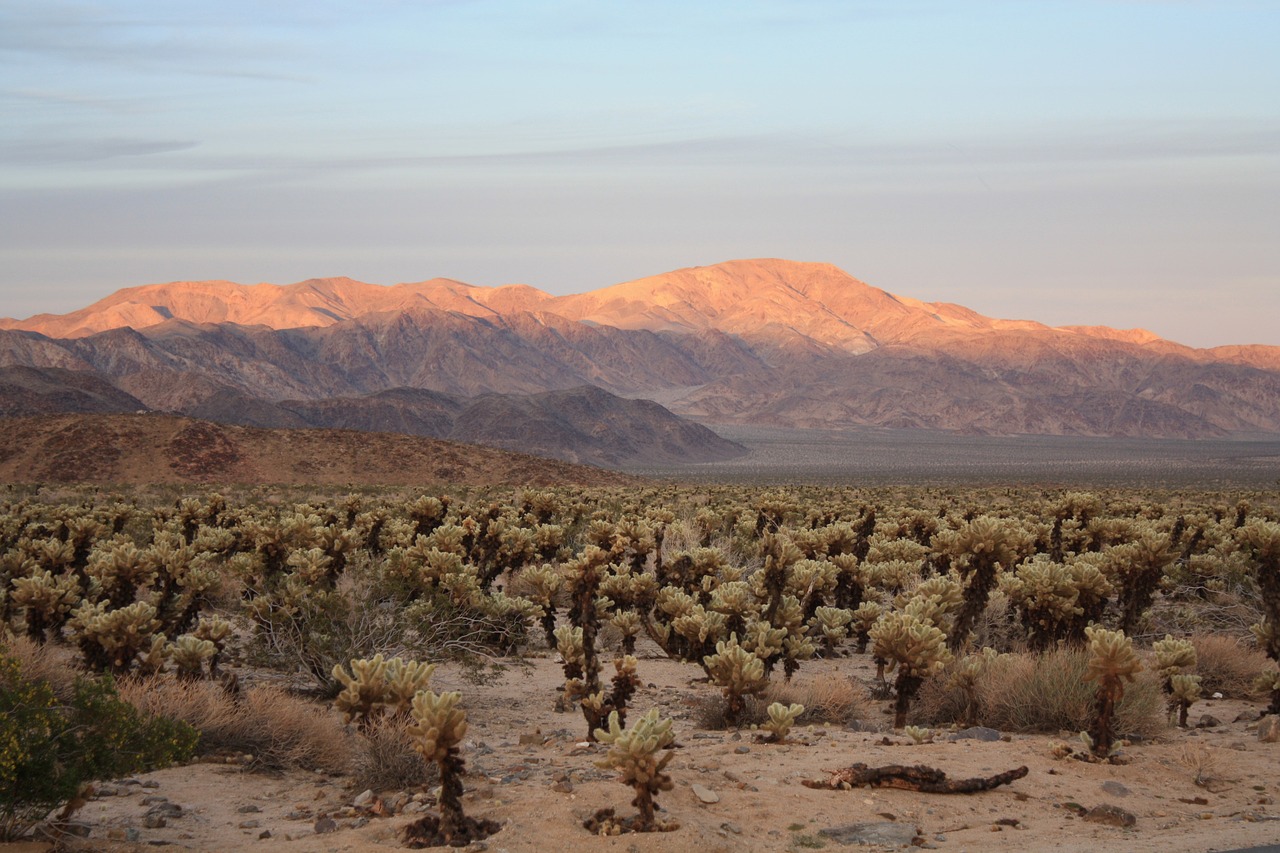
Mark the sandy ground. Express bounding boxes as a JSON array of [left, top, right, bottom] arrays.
[[15, 651, 1280, 853]]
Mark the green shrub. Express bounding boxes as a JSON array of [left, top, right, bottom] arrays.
[[0, 653, 197, 840]]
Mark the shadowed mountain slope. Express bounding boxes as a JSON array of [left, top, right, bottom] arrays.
[[0, 414, 637, 486]]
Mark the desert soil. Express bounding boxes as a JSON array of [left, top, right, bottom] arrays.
[[18, 650, 1280, 853]]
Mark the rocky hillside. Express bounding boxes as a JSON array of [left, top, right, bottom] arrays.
[[4, 259, 1279, 439], [0, 414, 637, 486]]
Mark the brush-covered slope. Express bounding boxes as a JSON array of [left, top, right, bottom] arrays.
[[0, 414, 636, 486]]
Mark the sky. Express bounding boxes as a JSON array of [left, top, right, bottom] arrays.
[[1, 0, 1278, 348]]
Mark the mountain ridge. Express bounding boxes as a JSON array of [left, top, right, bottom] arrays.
[[3, 259, 1279, 440]]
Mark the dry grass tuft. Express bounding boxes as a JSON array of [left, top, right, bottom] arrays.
[[1, 635, 82, 699], [914, 648, 1167, 738], [764, 672, 870, 727], [116, 677, 352, 772], [696, 672, 870, 730], [1178, 742, 1223, 789], [1191, 633, 1268, 699], [352, 715, 437, 793]]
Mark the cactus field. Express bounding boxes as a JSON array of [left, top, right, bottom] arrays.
[[3, 481, 1280, 851]]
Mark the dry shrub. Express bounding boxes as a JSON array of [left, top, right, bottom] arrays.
[[763, 672, 870, 727], [1192, 633, 1268, 698], [914, 649, 1166, 738], [116, 677, 352, 772], [352, 715, 437, 793], [696, 673, 870, 730], [968, 591, 1023, 654]]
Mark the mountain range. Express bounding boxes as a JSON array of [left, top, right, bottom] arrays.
[[3, 258, 1279, 448]]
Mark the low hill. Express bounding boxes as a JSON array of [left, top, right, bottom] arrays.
[[0, 414, 638, 486]]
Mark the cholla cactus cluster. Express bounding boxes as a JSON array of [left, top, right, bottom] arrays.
[[5, 481, 1280, 838]]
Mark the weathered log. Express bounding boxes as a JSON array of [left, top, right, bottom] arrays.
[[802, 763, 1028, 793]]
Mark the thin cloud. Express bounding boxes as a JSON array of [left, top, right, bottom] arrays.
[[1, 137, 198, 163]]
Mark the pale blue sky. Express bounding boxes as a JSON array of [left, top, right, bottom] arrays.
[[2, 0, 1277, 347]]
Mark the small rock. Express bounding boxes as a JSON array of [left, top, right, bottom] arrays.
[[259, 830, 272, 839], [1258, 715, 1280, 743], [285, 810, 310, 820], [97, 785, 119, 797], [239, 820, 261, 829], [388, 792, 411, 813], [314, 816, 338, 834], [353, 789, 375, 807], [142, 813, 167, 829], [550, 777, 574, 794], [237, 804, 261, 813], [1197, 715, 1223, 729], [721, 822, 742, 834], [734, 746, 750, 754], [147, 802, 183, 818], [141, 780, 160, 789], [1212, 692, 1224, 699], [108, 829, 127, 841], [141, 795, 169, 806], [519, 731, 543, 745], [1083, 804, 1136, 828], [692, 783, 720, 804], [820, 822, 920, 847], [1101, 781, 1131, 797], [950, 726, 1001, 742]]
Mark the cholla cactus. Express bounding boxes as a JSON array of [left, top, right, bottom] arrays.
[[10, 570, 81, 641], [136, 633, 170, 677], [384, 658, 436, 715], [1240, 521, 1280, 663], [69, 599, 162, 673], [948, 648, 999, 727], [810, 606, 853, 655], [903, 725, 933, 744], [1254, 668, 1280, 715], [332, 654, 391, 725], [1168, 673, 1202, 728], [168, 634, 216, 680], [403, 690, 494, 846], [870, 610, 953, 728], [850, 601, 883, 654], [555, 624, 586, 691], [519, 563, 561, 648], [934, 515, 1024, 652], [1082, 626, 1142, 759], [759, 701, 804, 743], [192, 615, 233, 675], [591, 708, 677, 833], [704, 634, 768, 725], [1001, 557, 1080, 652], [1108, 530, 1172, 634], [610, 610, 643, 656], [581, 655, 641, 739], [1153, 634, 1197, 680]]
